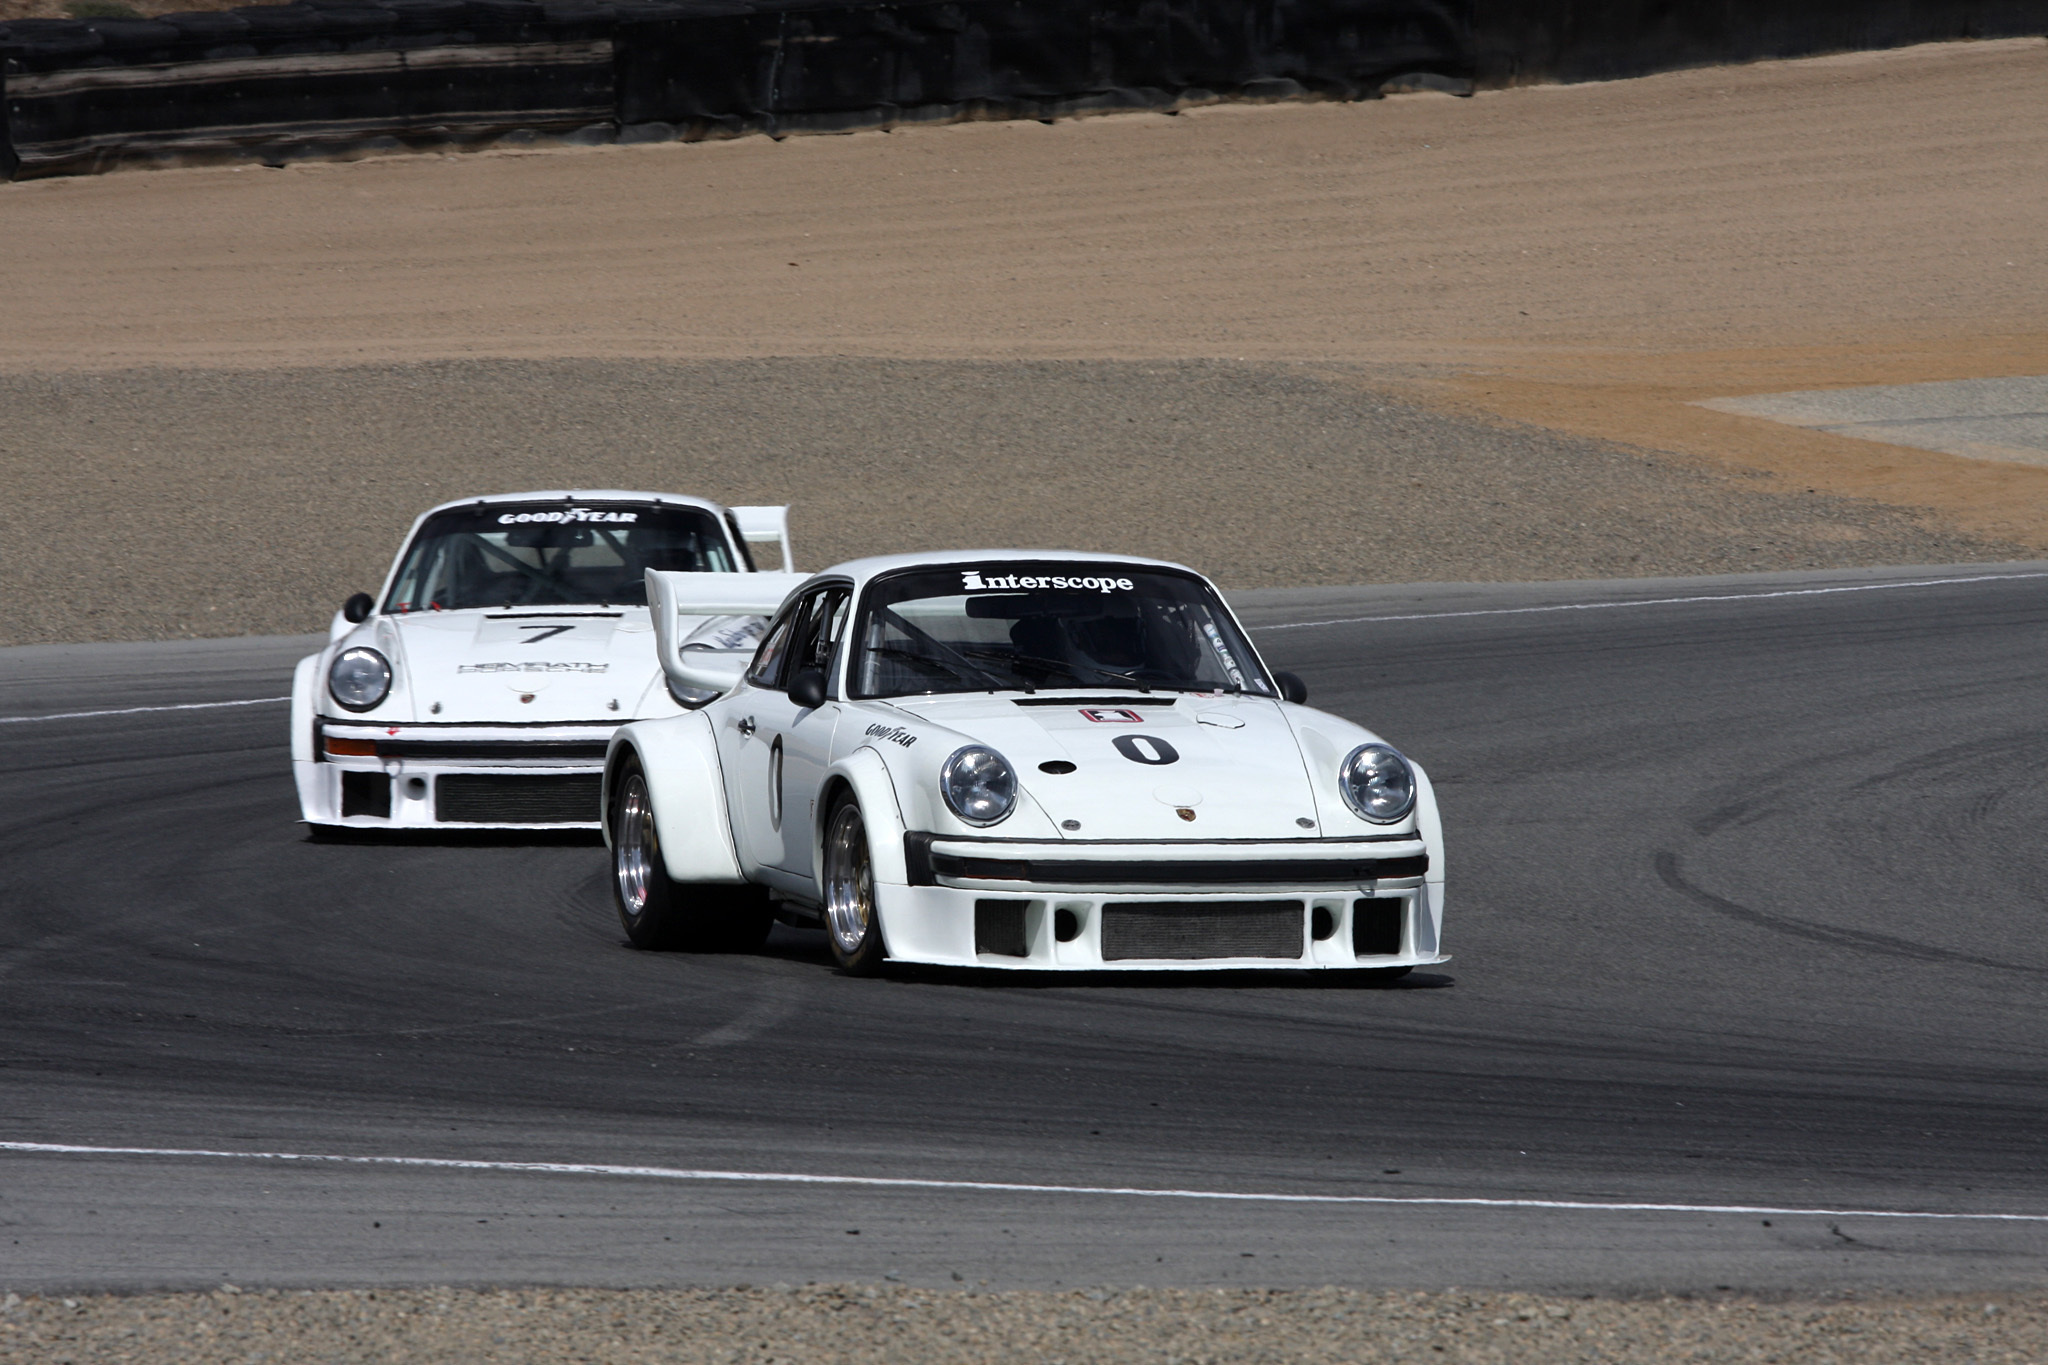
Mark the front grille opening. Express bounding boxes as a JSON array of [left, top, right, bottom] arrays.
[[435, 773, 602, 824], [974, 899, 1030, 957], [1353, 898, 1405, 957], [1102, 900, 1303, 961], [1311, 904, 1338, 941], [1053, 907, 1082, 942], [339, 770, 391, 819]]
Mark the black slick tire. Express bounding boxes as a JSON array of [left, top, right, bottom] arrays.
[[610, 754, 771, 952], [820, 791, 886, 975]]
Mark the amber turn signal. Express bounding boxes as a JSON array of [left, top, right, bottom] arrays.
[[324, 737, 378, 757]]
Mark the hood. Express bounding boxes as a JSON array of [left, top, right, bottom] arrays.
[[368, 608, 665, 723], [885, 692, 1326, 841]]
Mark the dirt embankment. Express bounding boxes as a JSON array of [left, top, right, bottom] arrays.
[[1, 38, 2043, 643]]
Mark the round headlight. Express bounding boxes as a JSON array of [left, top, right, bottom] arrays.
[[1338, 743, 1415, 824], [329, 647, 393, 712], [940, 745, 1017, 826]]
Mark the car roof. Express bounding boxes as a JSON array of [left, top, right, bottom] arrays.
[[810, 549, 1205, 589], [417, 490, 729, 516]]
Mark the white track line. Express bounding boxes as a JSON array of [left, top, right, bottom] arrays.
[[0, 696, 290, 725], [1252, 571, 2048, 631], [4, 1141, 2043, 1224]]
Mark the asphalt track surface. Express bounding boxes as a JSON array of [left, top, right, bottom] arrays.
[[3, 565, 2047, 1296]]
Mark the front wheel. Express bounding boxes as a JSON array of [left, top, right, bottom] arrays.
[[821, 793, 886, 975], [611, 758, 772, 952]]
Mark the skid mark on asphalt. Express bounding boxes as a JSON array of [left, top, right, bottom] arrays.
[[295, 1003, 643, 1040], [1253, 571, 2048, 632], [692, 990, 803, 1046], [0, 696, 290, 724], [1653, 850, 2038, 973], [4, 1140, 2046, 1223]]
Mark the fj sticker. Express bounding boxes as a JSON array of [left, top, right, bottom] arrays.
[[1200, 621, 1248, 690]]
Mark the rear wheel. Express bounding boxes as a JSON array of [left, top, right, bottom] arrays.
[[821, 793, 886, 975], [611, 757, 772, 951]]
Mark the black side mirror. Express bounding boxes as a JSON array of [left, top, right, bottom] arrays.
[[342, 592, 374, 624], [788, 667, 828, 710], [1274, 671, 1309, 704]]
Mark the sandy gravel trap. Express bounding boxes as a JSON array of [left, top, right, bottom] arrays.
[[3, 1284, 2046, 1364]]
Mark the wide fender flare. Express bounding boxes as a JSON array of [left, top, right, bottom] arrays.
[[290, 653, 323, 763], [817, 746, 910, 888], [1412, 759, 1445, 884], [603, 713, 745, 885]]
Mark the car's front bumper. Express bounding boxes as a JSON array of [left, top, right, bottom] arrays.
[[296, 719, 616, 830], [875, 835, 1446, 970]]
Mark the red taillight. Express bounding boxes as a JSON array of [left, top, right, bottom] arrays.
[[325, 737, 378, 757]]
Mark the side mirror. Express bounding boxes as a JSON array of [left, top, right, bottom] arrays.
[[342, 592, 374, 624], [788, 667, 828, 711], [1274, 671, 1309, 704]]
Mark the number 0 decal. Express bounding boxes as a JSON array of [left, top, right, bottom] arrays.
[[1113, 734, 1180, 766]]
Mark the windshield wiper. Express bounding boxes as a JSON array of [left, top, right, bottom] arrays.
[[960, 647, 1150, 693], [868, 643, 1004, 691], [874, 609, 1010, 691], [961, 647, 1174, 693]]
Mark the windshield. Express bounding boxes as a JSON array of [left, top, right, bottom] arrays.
[[383, 503, 738, 612], [848, 564, 1273, 699]]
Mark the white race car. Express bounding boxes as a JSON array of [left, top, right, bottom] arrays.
[[293, 490, 798, 833], [601, 551, 1446, 973]]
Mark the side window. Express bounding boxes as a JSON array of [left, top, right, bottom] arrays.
[[797, 588, 850, 677], [723, 511, 757, 572], [752, 586, 850, 693], [746, 602, 802, 689]]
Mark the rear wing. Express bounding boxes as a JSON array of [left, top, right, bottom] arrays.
[[731, 505, 794, 573], [647, 569, 808, 698]]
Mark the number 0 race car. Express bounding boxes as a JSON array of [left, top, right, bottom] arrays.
[[602, 551, 1446, 974], [293, 491, 797, 833]]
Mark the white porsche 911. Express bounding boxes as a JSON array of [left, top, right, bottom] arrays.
[[601, 551, 1446, 974], [292, 490, 798, 833]]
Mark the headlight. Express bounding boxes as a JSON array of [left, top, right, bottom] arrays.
[[329, 647, 393, 712], [940, 745, 1017, 826], [1338, 743, 1415, 824]]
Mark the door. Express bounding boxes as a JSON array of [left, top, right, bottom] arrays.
[[714, 584, 850, 890], [771, 585, 850, 879], [714, 598, 799, 877]]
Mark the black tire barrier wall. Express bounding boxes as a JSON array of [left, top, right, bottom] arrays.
[[1, 3, 622, 176], [1474, 0, 2048, 86], [2, 0, 2044, 178], [615, 0, 1473, 142]]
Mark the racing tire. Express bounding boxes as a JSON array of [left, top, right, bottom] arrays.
[[610, 757, 772, 952], [821, 791, 887, 976], [1355, 966, 1414, 986]]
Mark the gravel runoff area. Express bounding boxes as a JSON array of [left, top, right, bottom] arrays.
[[0, 358, 2025, 647], [2, 1285, 2044, 1363]]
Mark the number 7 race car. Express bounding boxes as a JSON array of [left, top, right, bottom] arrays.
[[293, 490, 794, 833], [601, 551, 1446, 975]]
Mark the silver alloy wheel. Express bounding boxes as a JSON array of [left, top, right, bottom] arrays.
[[823, 801, 873, 955], [614, 774, 657, 920]]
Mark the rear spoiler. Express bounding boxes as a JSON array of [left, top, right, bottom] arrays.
[[730, 505, 794, 573], [646, 569, 808, 698]]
